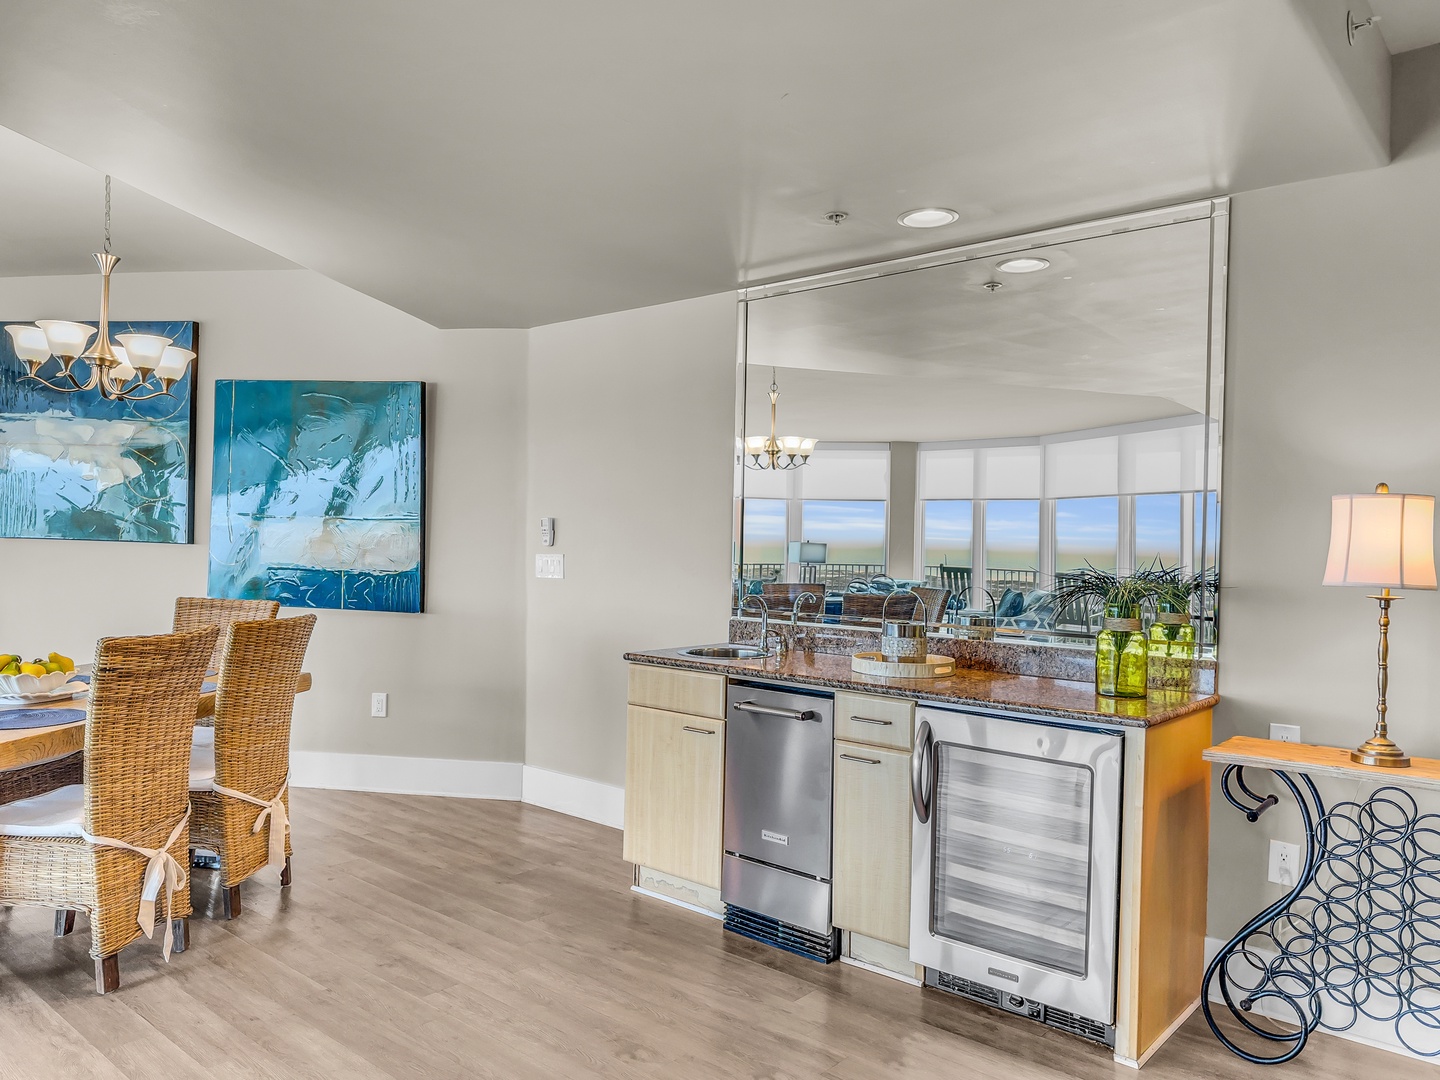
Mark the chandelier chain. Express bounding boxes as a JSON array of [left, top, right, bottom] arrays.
[[103, 174, 112, 255]]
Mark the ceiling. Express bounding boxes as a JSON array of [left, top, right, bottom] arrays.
[[0, 126, 292, 277], [0, 1, 1402, 328], [1370, 0, 1440, 54], [746, 215, 1215, 442]]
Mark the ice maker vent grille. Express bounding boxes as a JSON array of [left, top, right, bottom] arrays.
[[723, 905, 839, 963]]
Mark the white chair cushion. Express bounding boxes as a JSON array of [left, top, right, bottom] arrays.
[[189, 727, 216, 791], [0, 783, 84, 838]]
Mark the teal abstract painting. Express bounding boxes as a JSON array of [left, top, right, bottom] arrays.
[[0, 320, 196, 543], [209, 380, 425, 613]]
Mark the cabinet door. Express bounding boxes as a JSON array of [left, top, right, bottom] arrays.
[[623, 705, 726, 889], [832, 739, 912, 947]]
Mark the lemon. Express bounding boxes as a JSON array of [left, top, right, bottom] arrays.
[[0, 662, 19, 676], [19, 662, 47, 678], [0, 654, 17, 668], [47, 652, 75, 674]]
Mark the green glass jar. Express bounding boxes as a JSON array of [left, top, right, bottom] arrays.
[[1096, 603, 1147, 698], [1147, 599, 1197, 692]]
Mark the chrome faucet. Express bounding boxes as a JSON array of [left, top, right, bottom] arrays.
[[738, 594, 783, 655], [790, 591, 821, 652]]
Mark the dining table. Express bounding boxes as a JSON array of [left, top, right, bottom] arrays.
[[0, 670, 312, 802]]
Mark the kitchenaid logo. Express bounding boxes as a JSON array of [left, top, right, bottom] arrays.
[[988, 967, 1020, 983], [761, 830, 789, 846]]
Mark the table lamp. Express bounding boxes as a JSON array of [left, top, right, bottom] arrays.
[[1323, 483, 1437, 767]]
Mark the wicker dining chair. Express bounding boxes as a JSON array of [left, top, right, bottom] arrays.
[[0, 625, 218, 994], [189, 614, 316, 920], [173, 596, 280, 675]]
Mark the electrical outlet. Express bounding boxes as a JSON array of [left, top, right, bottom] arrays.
[[371, 692, 388, 718], [1268, 839, 1300, 886], [535, 554, 564, 579], [1270, 723, 1301, 744]]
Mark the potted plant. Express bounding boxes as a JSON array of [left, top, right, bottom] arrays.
[[1050, 567, 1155, 698], [1135, 564, 1217, 692]]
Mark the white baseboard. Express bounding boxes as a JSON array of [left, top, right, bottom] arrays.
[[1204, 935, 1427, 1063], [521, 765, 625, 829], [291, 751, 522, 800], [287, 753, 624, 830]]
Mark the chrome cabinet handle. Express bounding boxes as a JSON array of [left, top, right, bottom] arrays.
[[732, 700, 813, 722], [840, 753, 881, 765], [911, 719, 933, 824], [682, 726, 715, 735], [850, 715, 893, 726]]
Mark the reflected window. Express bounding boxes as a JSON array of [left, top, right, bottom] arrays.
[[800, 500, 886, 572], [1135, 493, 1183, 570], [985, 500, 1039, 587], [923, 500, 973, 577], [1194, 492, 1219, 573], [741, 499, 787, 578], [1055, 497, 1118, 574]]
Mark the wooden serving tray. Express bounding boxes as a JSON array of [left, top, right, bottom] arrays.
[[851, 652, 956, 679]]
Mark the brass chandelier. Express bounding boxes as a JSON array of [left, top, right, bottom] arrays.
[[5, 176, 194, 403], [742, 369, 815, 471]]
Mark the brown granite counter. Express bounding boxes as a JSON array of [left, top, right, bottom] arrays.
[[623, 646, 1217, 729]]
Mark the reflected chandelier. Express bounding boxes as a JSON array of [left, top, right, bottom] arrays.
[[5, 176, 195, 403], [742, 369, 815, 470]]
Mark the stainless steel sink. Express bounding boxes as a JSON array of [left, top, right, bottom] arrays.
[[681, 645, 772, 659]]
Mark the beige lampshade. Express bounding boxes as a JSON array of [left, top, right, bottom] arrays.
[[1323, 487, 1437, 590]]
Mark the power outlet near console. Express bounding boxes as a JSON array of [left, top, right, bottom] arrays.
[[1269, 723, 1301, 744], [1268, 839, 1300, 886]]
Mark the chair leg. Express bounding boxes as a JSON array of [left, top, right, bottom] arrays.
[[55, 910, 75, 937], [172, 917, 190, 954], [222, 885, 242, 921], [94, 955, 119, 995], [280, 856, 292, 888]]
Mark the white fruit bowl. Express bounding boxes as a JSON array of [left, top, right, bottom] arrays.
[[0, 669, 77, 697]]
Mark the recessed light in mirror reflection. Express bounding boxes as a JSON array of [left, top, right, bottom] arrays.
[[997, 257, 1051, 273], [898, 208, 960, 229]]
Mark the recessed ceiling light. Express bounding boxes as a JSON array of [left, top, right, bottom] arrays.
[[996, 256, 1051, 273], [898, 207, 959, 229]]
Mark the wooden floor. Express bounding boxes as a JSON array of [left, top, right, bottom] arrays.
[[0, 789, 1430, 1079]]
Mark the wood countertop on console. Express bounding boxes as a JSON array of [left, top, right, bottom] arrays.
[[624, 648, 1215, 728]]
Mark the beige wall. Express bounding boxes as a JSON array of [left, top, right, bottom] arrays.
[[524, 293, 736, 788], [1210, 43, 1440, 936], [0, 269, 528, 764]]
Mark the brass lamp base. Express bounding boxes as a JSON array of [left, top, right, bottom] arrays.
[[1350, 735, 1411, 769]]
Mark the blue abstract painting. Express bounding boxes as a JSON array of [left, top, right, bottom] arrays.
[[0, 320, 196, 543], [208, 380, 425, 613]]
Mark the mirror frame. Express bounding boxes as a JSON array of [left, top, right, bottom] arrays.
[[731, 197, 1230, 646]]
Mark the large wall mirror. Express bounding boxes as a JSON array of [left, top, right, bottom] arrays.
[[732, 199, 1228, 656]]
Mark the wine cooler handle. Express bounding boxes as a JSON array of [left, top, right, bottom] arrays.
[[911, 719, 933, 824]]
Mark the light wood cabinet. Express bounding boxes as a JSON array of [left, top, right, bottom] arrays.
[[622, 705, 726, 889], [834, 690, 914, 750], [628, 665, 725, 719], [832, 739, 912, 947]]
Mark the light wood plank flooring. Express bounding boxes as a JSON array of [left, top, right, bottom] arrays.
[[0, 789, 1430, 1078]]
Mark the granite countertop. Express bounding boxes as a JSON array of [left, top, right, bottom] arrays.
[[624, 646, 1218, 729]]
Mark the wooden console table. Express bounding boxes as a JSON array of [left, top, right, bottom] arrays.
[[1202, 736, 1440, 1062]]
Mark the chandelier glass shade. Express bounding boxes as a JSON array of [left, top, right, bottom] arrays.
[[5, 177, 195, 403], [742, 369, 816, 471]]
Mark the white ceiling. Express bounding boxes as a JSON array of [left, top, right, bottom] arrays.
[[0, 127, 291, 277], [0, 1, 1398, 328], [746, 216, 1213, 442], [1369, 0, 1440, 54]]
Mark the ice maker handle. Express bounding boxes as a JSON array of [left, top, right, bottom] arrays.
[[911, 719, 933, 824], [732, 700, 814, 722]]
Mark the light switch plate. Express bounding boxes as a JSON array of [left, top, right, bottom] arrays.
[[1269, 723, 1301, 744], [371, 692, 388, 718], [535, 554, 564, 579]]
